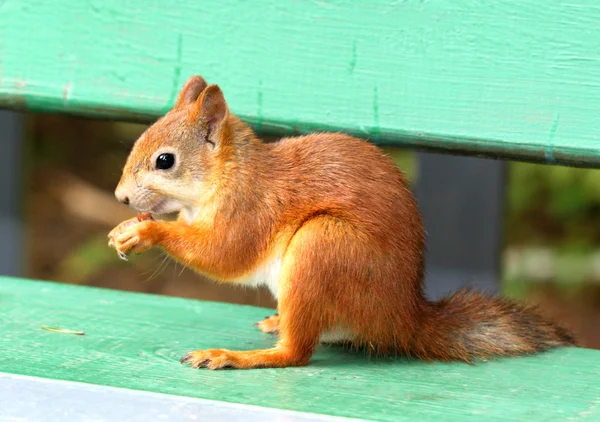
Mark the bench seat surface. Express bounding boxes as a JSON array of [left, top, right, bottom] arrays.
[[1, 1, 600, 166], [0, 277, 598, 421]]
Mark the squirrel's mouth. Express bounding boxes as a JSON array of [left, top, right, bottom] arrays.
[[148, 198, 183, 216], [127, 194, 183, 216]]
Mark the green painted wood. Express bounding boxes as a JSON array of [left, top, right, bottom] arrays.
[[1, 1, 600, 166], [0, 277, 598, 421]]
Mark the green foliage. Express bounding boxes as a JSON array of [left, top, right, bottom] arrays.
[[506, 162, 600, 248], [55, 234, 124, 283], [381, 147, 416, 182]]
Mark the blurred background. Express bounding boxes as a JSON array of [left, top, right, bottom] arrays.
[[6, 112, 600, 350]]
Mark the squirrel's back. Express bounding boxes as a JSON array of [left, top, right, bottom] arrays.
[[267, 133, 424, 246]]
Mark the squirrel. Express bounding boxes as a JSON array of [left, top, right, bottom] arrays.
[[108, 75, 576, 370]]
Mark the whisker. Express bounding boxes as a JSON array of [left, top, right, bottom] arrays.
[[171, 258, 178, 281], [139, 255, 163, 277], [143, 253, 171, 283], [178, 261, 187, 277]]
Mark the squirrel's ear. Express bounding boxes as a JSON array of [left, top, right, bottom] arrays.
[[174, 76, 208, 110], [195, 84, 229, 133]]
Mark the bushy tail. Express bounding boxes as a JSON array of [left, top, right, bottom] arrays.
[[410, 290, 577, 362]]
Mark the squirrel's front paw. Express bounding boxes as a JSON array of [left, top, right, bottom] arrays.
[[111, 220, 158, 257], [108, 217, 139, 249]]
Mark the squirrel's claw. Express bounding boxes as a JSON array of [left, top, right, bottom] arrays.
[[180, 353, 211, 368]]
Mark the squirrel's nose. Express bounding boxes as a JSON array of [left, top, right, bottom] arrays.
[[115, 188, 130, 205]]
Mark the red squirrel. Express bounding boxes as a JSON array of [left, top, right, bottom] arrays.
[[108, 75, 576, 370]]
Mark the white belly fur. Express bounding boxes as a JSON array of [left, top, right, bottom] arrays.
[[234, 256, 355, 343], [320, 326, 355, 343], [234, 256, 282, 300]]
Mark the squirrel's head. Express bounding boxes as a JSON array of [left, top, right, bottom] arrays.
[[115, 75, 231, 215]]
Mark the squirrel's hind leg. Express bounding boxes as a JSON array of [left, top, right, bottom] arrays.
[[180, 265, 326, 369], [255, 314, 279, 334], [180, 217, 347, 370], [179, 284, 324, 369]]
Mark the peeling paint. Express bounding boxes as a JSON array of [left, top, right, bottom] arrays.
[[372, 85, 380, 137]]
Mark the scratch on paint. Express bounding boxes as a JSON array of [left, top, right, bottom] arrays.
[[373, 85, 380, 137], [578, 397, 600, 419], [545, 113, 560, 164], [165, 34, 183, 112], [62, 83, 72, 103], [256, 80, 263, 131], [349, 40, 357, 74]]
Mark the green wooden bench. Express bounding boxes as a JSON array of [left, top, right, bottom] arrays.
[[1, 1, 600, 420]]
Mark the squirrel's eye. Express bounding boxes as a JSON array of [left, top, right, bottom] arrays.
[[156, 153, 175, 170]]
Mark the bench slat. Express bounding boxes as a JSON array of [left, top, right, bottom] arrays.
[[0, 277, 598, 421], [1, 1, 600, 166]]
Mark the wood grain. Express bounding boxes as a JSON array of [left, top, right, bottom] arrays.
[[1, 1, 600, 165], [0, 277, 598, 421]]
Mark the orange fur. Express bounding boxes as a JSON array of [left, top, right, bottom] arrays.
[[255, 314, 279, 334], [109, 76, 576, 370]]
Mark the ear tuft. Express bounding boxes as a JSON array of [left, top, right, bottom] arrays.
[[196, 84, 228, 132], [174, 76, 208, 110]]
